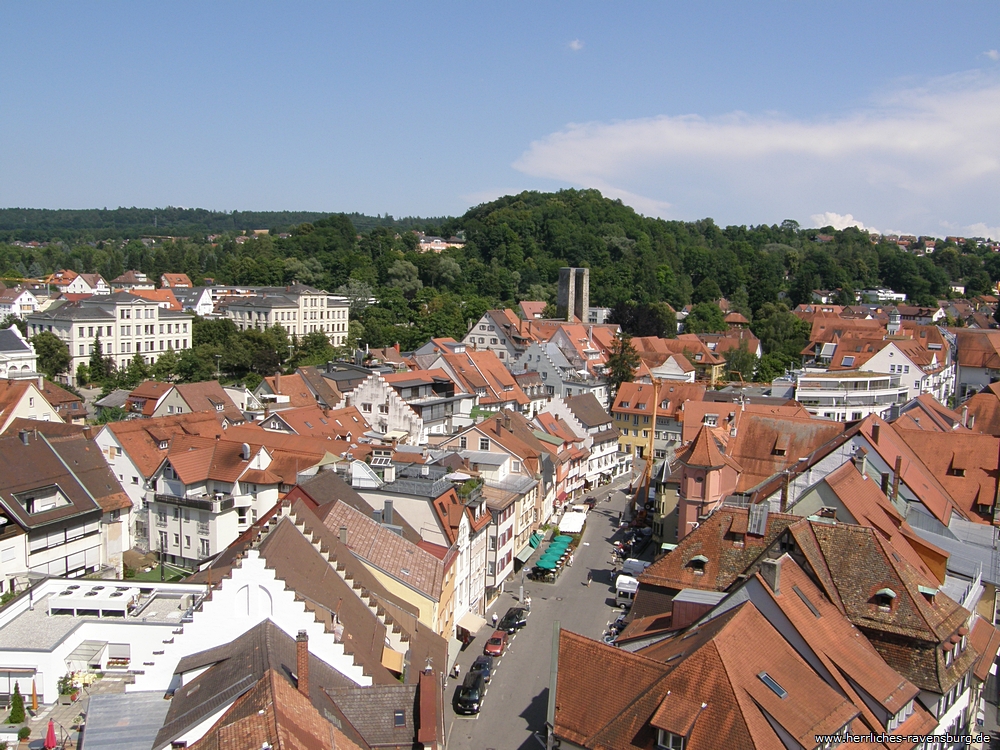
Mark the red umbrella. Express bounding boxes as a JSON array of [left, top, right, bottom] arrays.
[[44, 719, 57, 750]]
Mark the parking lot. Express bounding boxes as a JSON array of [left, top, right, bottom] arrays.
[[445, 472, 648, 750]]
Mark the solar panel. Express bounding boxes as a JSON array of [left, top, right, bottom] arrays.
[[747, 503, 769, 536], [371, 456, 393, 467]]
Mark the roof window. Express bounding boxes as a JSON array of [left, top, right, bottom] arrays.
[[393, 710, 405, 727], [873, 587, 896, 612], [841, 356, 855, 366], [688, 555, 708, 575], [757, 671, 787, 699]]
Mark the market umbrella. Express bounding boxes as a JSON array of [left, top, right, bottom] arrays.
[[31, 679, 37, 713], [535, 560, 556, 570], [554, 535, 573, 542], [546, 541, 569, 552], [44, 719, 57, 750]]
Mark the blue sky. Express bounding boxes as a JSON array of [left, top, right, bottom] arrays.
[[2, 2, 999, 237]]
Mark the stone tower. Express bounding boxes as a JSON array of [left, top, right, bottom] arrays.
[[557, 267, 590, 322]]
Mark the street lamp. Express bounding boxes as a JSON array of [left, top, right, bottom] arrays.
[[214, 354, 222, 381]]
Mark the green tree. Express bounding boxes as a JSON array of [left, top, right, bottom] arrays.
[[121, 353, 151, 389], [90, 335, 108, 383], [7, 682, 24, 724], [725, 342, 757, 383], [95, 405, 129, 424], [75, 362, 90, 386], [176, 348, 218, 382], [692, 278, 722, 304], [152, 349, 179, 381], [0, 315, 26, 337], [604, 332, 640, 405], [751, 303, 811, 360], [386, 260, 423, 297], [683, 303, 727, 333], [30, 332, 70, 379], [756, 352, 797, 382]]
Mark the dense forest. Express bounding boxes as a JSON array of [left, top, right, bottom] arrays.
[[4, 190, 999, 369]]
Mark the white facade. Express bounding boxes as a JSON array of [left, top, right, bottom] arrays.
[[338, 373, 423, 444], [130, 549, 370, 695], [858, 343, 956, 404], [0, 289, 39, 320], [26, 294, 193, 385], [224, 287, 351, 347], [0, 327, 38, 379], [795, 371, 909, 421]]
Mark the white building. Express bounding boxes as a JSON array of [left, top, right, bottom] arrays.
[[26, 293, 193, 385], [794, 371, 909, 421], [0, 327, 37, 379], [0, 288, 39, 320], [222, 284, 351, 347]]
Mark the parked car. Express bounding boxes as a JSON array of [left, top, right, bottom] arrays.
[[455, 672, 487, 714], [583, 496, 597, 510], [497, 606, 528, 634], [470, 654, 494, 684], [483, 630, 508, 657]]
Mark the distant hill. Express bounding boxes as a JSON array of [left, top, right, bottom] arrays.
[[0, 207, 451, 242]]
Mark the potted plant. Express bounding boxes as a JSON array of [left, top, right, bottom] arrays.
[[57, 675, 77, 705], [15, 727, 27, 746]]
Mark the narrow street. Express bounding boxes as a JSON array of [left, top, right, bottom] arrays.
[[445, 469, 648, 750]]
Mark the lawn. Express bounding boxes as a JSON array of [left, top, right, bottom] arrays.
[[128, 564, 188, 583]]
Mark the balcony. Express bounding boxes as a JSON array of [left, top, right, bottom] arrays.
[[154, 493, 234, 514]]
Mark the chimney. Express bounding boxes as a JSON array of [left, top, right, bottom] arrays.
[[760, 558, 781, 594], [296, 631, 309, 697], [383, 499, 394, 525], [881, 472, 891, 495], [241, 442, 251, 461], [495, 417, 503, 435], [969, 414, 976, 430], [853, 449, 867, 477], [962, 405, 969, 428], [339, 526, 348, 545], [18, 429, 28, 446], [871, 423, 880, 444], [275, 370, 281, 394], [37, 375, 44, 389], [779, 472, 790, 512], [891, 455, 902, 504]]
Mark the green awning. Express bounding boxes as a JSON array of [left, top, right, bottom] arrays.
[[528, 532, 542, 548], [515, 545, 535, 564]]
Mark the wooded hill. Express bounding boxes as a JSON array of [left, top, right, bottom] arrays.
[[3, 189, 997, 356]]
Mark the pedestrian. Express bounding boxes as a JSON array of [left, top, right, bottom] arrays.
[[568, 553, 574, 567], [525, 595, 531, 612], [453, 663, 460, 679], [586, 571, 593, 587], [492, 611, 498, 627], [611, 564, 618, 579]]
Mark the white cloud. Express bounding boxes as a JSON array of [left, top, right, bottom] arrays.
[[964, 222, 1000, 241], [512, 72, 1000, 235], [810, 212, 874, 232], [985, 50, 1000, 61], [568, 39, 584, 52]]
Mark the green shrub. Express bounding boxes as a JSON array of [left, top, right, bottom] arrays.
[[16, 726, 29, 741], [7, 684, 23, 724]]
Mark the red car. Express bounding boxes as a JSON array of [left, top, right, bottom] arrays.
[[483, 630, 507, 657]]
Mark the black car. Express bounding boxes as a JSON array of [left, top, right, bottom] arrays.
[[469, 654, 494, 683], [455, 672, 486, 714], [497, 606, 528, 634]]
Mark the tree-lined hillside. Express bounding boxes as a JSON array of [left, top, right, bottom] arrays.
[[1, 190, 993, 356]]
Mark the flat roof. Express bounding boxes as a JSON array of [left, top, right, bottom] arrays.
[[0, 589, 201, 651]]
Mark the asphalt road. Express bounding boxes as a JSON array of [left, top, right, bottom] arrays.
[[445, 471, 643, 750]]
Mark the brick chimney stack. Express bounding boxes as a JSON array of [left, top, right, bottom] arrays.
[[296, 630, 309, 698]]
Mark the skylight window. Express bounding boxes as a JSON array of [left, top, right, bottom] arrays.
[[758, 671, 787, 699], [841, 356, 855, 367], [393, 710, 405, 727]]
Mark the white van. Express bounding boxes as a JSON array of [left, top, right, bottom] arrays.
[[621, 558, 651, 577], [615, 575, 639, 609]]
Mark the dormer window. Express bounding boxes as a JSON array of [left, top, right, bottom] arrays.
[[620, 402, 630, 409], [887, 698, 914, 732], [873, 587, 896, 612], [919, 585, 937, 605], [688, 555, 708, 575], [656, 730, 685, 750], [703, 414, 718, 427], [158, 440, 169, 450]]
